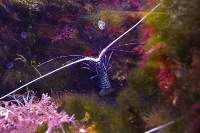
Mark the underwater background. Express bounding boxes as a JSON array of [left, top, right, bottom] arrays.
[[0, 0, 200, 132]]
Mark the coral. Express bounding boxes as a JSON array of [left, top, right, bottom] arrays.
[[0, 90, 75, 133], [157, 62, 176, 96]]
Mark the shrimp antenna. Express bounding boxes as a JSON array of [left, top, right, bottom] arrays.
[[144, 121, 174, 133], [0, 3, 161, 100]]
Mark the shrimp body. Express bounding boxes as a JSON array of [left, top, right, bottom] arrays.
[[95, 60, 113, 96], [82, 52, 114, 96]]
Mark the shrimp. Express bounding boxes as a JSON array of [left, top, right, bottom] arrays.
[[82, 52, 114, 96], [0, 3, 161, 100]]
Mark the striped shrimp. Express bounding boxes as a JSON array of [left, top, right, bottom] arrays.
[[37, 52, 115, 96], [82, 41, 144, 96], [82, 52, 114, 96], [0, 3, 161, 100]]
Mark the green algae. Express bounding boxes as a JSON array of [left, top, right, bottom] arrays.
[[144, 0, 200, 64], [98, 10, 126, 25], [139, 0, 200, 132], [117, 66, 159, 114], [59, 93, 135, 133]]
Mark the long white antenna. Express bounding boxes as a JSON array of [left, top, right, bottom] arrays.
[[98, 3, 161, 60], [0, 57, 95, 100], [144, 121, 174, 133], [0, 3, 161, 100]]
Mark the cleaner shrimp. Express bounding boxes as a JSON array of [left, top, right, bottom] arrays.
[[0, 3, 161, 100]]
